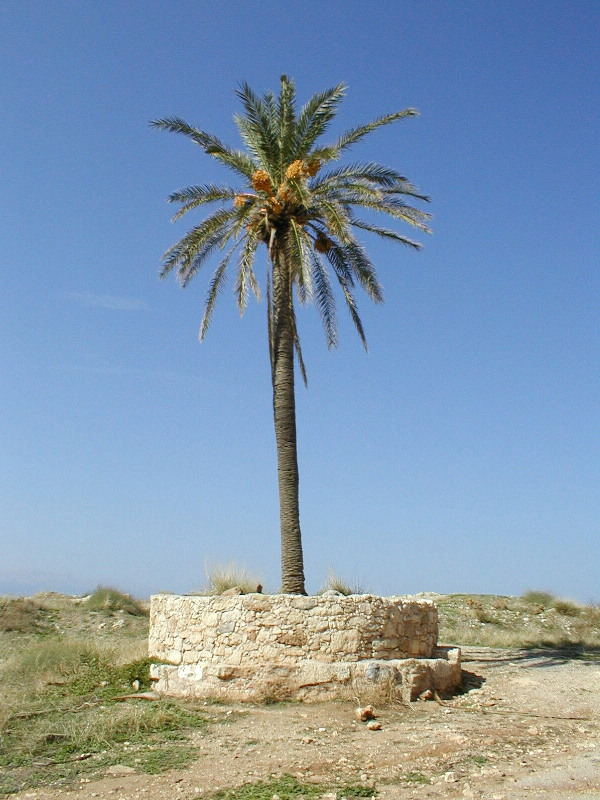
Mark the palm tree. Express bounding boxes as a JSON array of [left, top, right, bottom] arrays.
[[152, 76, 430, 594]]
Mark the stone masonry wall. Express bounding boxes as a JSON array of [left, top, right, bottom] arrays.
[[149, 593, 438, 667]]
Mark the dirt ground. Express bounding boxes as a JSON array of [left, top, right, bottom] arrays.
[[9, 645, 600, 800]]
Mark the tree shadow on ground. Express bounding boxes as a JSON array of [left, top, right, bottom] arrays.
[[460, 641, 600, 669]]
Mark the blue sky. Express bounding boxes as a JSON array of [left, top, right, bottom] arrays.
[[2, 0, 598, 601]]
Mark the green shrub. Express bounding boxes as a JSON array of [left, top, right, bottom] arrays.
[[84, 587, 147, 616]]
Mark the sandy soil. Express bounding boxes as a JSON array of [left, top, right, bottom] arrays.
[[10, 646, 600, 800]]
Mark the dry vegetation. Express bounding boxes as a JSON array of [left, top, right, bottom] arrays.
[[437, 591, 600, 650], [0, 587, 598, 797], [0, 589, 213, 796]]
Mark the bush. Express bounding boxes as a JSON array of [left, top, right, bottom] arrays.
[[522, 590, 556, 608], [553, 600, 581, 617], [84, 587, 146, 616]]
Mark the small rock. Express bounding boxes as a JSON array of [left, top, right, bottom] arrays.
[[131, 679, 140, 691], [443, 771, 457, 783], [366, 720, 381, 731], [355, 705, 375, 721], [221, 586, 243, 596]]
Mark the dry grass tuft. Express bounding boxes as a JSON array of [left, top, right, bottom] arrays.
[[202, 564, 263, 595], [320, 572, 366, 596]]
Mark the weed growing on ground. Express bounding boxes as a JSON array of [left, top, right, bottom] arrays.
[[206, 775, 377, 800], [402, 771, 431, 785]]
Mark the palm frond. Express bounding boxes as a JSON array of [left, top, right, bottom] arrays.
[[325, 246, 367, 349], [277, 75, 297, 170], [199, 248, 235, 340], [327, 108, 419, 155], [295, 83, 346, 156], [160, 208, 236, 285], [234, 82, 279, 171], [235, 232, 261, 313], [349, 218, 422, 248], [310, 251, 337, 348], [383, 183, 431, 202], [318, 200, 353, 244], [151, 117, 256, 178], [169, 185, 237, 220], [312, 162, 409, 190], [345, 195, 432, 233], [288, 219, 312, 303], [344, 240, 384, 303]]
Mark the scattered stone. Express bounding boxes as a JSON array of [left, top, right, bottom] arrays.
[[131, 679, 140, 691], [355, 705, 376, 721], [366, 720, 382, 731], [443, 771, 457, 782]]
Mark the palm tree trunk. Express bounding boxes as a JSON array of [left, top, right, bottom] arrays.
[[270, 240, 306, 594]]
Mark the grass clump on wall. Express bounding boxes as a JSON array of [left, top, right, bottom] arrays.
[[203, 563, 263, 595], [320, 572, 366, 596]]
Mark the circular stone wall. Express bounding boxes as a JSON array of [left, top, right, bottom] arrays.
[[148, 594, 460, 702], [149, 593, 437, 666]]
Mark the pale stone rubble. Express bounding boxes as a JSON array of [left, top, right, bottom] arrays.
[[149, 593, 461, 702]]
